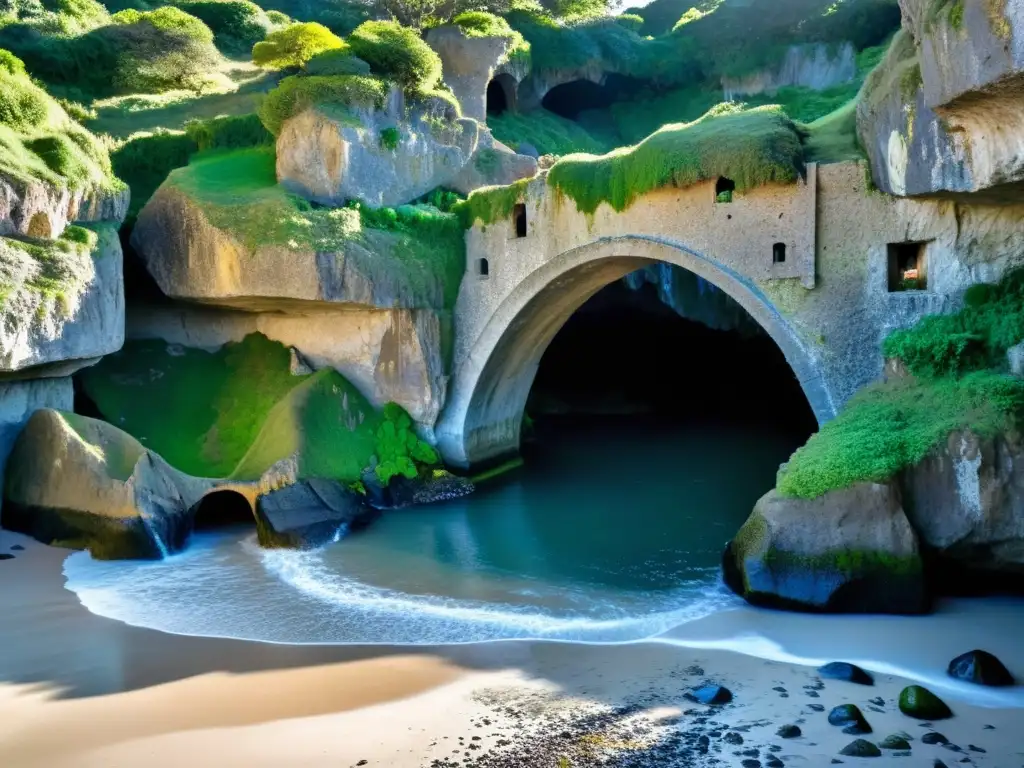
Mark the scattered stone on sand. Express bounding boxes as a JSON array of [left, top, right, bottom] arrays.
[[879, 733, 912, 750], [805, 690, 820, 698], [946, 650, 1015, 687], [819, 662, 874, 686], [828, 704, 870, 733], [869, 697, 885, 707], [840, 738, 882, 757], [922, 732, 949, 745], [741, 760, 761, 768], [11, 544, 24, 550], [807, 704, 825, 712], [765, 758, 784, 768], [0, 553, 13, 561], [777, 724, 801, 739], [772, 686, 787, 693], [899, 686, 953, 720], [967, 744, 986, 753], [690, 684, 732, 705], [724, 731, 744, 744]]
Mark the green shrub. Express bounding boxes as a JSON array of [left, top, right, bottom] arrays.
[[488, 107, 609, 156], [110, 128, 196, 219], [883, 268, 1024, 378], [173, 0, 272, 52], [112, 6, 215, 43], [265, 9, 290, 25], [257, 73, 388, 135], [374, 402, 438, 485], [26, 133, 90, 179], [303, 47, 371, 76], [547, 104, 804, 215], [452, 10, 515, 37], [347, 19, 442, 92], [615, 12, 644, 32], [777, 372, 1024, 498], [379, 125, 399, 150], [0, 48, 26, 76], [251, 21, 343, 69], [184, 111, 272, 151]]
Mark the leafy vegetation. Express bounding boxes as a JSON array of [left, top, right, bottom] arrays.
[[257, 73, 387, 134], [488, 107, 609, 155], [251, 21, 343, 68], [453, 177, 531, 227], [547, 104, 804, 215], [777, 372, 1024, 498], [373, 402, 438, 484], [347, 19, 442, 92]]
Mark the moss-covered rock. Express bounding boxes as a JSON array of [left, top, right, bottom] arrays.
[[722, 484, 927, 614], [898, 685, 953, 720], [2, 409, 218, 559]]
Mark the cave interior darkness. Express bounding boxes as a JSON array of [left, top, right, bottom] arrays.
[[527, 275, 818, 436], [190, 491, 254, 531]]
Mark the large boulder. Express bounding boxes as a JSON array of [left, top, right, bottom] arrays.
[[901, 428, 1024, 572], [2, 409, 218, 559], [723, 484, 928, 613], [0, 225, 125, 378], [859, 0, 1024, 199], [0, 174, 129, 241], [276, 87, 479, 208], [450, 129, 538, 196], [255, 478, 379, 548]]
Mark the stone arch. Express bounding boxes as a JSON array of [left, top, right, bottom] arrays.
[[487, 73, 518, 116], [436, 236, 833, 468], [189, 489, 255, 530]]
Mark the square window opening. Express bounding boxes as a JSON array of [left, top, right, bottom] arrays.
[[887, 242, 927, 291], [513, 203, 527, 237], [772, 242, 786, 264], [478, 257, 489, 277]]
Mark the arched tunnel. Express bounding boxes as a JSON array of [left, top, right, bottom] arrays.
[[190, 490, 254, 531]]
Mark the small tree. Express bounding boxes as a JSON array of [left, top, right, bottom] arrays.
[[252, 21, 344, 69]]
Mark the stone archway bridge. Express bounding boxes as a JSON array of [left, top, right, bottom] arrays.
[[435, 161, 967, 469]]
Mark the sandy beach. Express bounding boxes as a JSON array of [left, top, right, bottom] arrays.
[[2, 528, 1024, 768]]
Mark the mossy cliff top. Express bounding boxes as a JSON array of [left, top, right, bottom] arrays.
[[79, 333, 439, 486], [0, 49, 122, 192], [778, 268, 1024, 499], [139, 147, 465, 310], [458, 104, 805, 224]]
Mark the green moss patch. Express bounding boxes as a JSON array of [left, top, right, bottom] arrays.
[[257, 73, 387, 135], [547, 104, 804, 215], [777, 372, 1024, 499], [488, 108, 610, 156], [454, 177, 531, 228]]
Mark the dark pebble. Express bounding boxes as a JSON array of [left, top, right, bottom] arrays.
[[828, 704, 868, 728], [879, 733, 912, 750], [691, 684, 732, 706], [356, 761, 368, 766], [942, 743, 962, 753], [724, 732, 744, 745], [947, 650, 1015, 687], [933, 761, 950, 768], [831, 760, 843, 764], [0, 554, 14, 561], [922, 732, 949, 745], [843, 722, 872, 735], [807, 704, 825, 712], [776, 725, 801, 739], [768, 745, 782, 752], [741, 761, 761, 768], [805, 690, 820, 698], [968, 745, 986, 753], [983, 724, 995, 730], [819, 662, 874, 686], [869, 697, 885, 707], [11, 544, 24, 550], [840, 738, 882, 757], [708, 730, 722, 737], [773, 686, 787, 693], [742, 748, 759, 757], [765, 759, 784, 768]]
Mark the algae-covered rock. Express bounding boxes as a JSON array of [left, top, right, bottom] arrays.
[[839, 738, 881, 757], [946, 650, 1015, 687], [722, 484, 927, 613], [878, 733, 912, 750], [2, 409, 216, 559], [0, 225, 124, 377], [898, 685, 953, 720], [255, 478, 378, 548], [276, 86, 479, 208]]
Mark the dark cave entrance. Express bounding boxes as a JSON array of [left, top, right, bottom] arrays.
[[487, 74, 517, 116], [526, 271, 817, 436], [190, 491, 254, 531], [541, 76, 630, 120]]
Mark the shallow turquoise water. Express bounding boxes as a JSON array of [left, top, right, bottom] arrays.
[[64, 417, 806, 645]]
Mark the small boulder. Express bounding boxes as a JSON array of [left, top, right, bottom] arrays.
[[776, 724, 801, 738], [921, 732, 948, 745], [723, 731, 744, 744], [899, 686, 952, 720], [690, 684, 732, 705], [879, 733, 912, 750], [828, 704, 869, 729], [839, 739, 881, 757], [946, 650, 1015, 687], [818, 662, 874, 686], [722, 485, 927, 613], [255, 479, 379, 548], [362, 469, 474, 509]]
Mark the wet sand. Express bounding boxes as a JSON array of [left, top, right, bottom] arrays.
[[2, 529, 1023, 767]]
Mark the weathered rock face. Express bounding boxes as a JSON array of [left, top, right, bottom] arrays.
[[723, 484, 928, 613], [859, 0, 1024, 199], [425, 25, 516, 122], [255, 478, 378, 548], [276, 88, 479, 208], [901, 428, 1024, 571], [0, 226, 125, 378], [722, 42, 857, 100], [2, 409, 219, 559], [0, 174, 129, 241], [450, 129, 538, 196]]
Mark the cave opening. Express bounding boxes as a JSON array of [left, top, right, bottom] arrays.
[[541, 78, 618, 120], [191, 491, 254, 531], [526, 271, 817, 436], [487, 74, 517, 117]]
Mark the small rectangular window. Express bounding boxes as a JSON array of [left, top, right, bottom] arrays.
[[716, 177, 735, 203], [478, 257, 489, 277], [513, 203, 527, 237], [772, 243, 786, 264], [888, 242, 927, 291]]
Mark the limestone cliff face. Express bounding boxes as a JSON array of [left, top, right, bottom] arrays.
[[722, 42, 857, 100], [859, 1, 1024, 199], [450, 128, 538, 196], [0, 173, 129, 241], [425, 24, 516, 122], [276, 88, 479, 208], [0, 225, 125, 378]]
